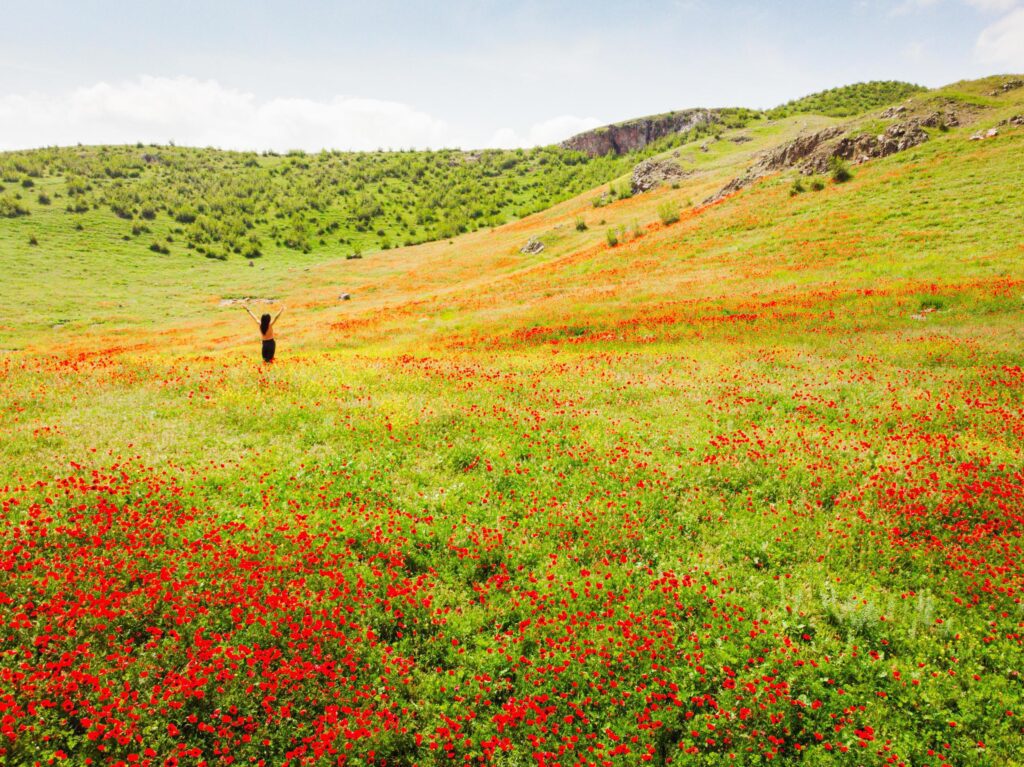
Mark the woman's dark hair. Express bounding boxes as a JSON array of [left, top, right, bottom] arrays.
[[260, 313, 271, 335]]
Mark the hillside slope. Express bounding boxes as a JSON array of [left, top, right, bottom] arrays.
[[1, 75, 1023, 767]]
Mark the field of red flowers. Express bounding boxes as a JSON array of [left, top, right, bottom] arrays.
[[3, 88, 1024, 766]]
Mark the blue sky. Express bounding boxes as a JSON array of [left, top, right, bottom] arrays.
[[1, 0, 1022, 150]]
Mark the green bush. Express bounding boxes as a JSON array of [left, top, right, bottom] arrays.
[[0, 196, 29, 218], [606, 228, 619, 247], [829, 156, 853, 183], [657, 201, 680, 225], [575, 216, 588, 231], [790, 178, 806, 196], [810, 178, 826, 192]]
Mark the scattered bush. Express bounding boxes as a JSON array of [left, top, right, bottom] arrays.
[[149, 242, 170, 254], [28, 235, 38, 246], [830, 156, 853, 183], [790, 179, 806, 196], [810, 178, 826, 192], [657, 201, 680, 225], [575, 216, 588, 231], [0, 196, 30, 218], [37, 192, 51, 205], [606, 228, 619, 247]]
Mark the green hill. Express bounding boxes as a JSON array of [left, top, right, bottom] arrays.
[[765, 80, 927, 119]]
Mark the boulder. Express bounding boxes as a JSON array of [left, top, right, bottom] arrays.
[[921, 111, 960, 129], [631, 158, 689, 194], [881, 105, 908, 118], [520, 237, 545, 255]]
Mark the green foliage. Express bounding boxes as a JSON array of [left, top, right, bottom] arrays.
[[766, 81, 927, 119], [657, 200, 680, 224], [605, 227, 619, 247], [0, 195, 29, 217], [0, 140, 680, 263], [574, 216, 588, 231], [830, 156, 853, 183], [810, 178, 826, 192]]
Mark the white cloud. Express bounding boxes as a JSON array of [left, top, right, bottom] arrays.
[[976, 7, 1024, 67], [0, 75, 466, 152], [490, 115, 604, 149]]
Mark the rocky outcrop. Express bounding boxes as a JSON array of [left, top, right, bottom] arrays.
[[991, 79, 1023, 97], [562, 110, 719, 157], [631, 158, 689, 193], [818, 119, 930, 171], [520, 237, 545, 255], [701, 126, 843, 204], [702, 116, 935, 205]]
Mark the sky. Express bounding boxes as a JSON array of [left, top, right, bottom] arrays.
[[1, 0, 1022, 152]]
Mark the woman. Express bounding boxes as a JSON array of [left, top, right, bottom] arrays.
[[244, 304, 285, 362]]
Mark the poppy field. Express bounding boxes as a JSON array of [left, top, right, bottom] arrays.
[[2, 77, 1023, 766]]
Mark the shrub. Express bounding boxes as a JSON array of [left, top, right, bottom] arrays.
[[37, 192, 51, 205], [810, 178, 826, 192], [575, 216, 588, 231], [829, 156, 853, 183], [0, 196, 30, 218], [149, 242, 170, 254], [790, 178, 806, 196], [631, 219, 644, 238], [28, 235, 38, 246], [606, 228, 619, 247], [657, 201, 680, 225]]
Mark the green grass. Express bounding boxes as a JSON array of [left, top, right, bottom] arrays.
[[1, 74, 1024, 766]]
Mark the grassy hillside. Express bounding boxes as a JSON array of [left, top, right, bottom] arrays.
[[1, 75, 1023, 766], [765, 80, 927, 119]]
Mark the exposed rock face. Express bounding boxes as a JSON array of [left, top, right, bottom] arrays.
[[702, 117, 933, 205], [820, 119, 931, 171], [755, 127, 845, 174], [631, 158, 689, 194], [520, 237, 545, 255], [562, 110, 719, 157], [920, 110, 960, 129]]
